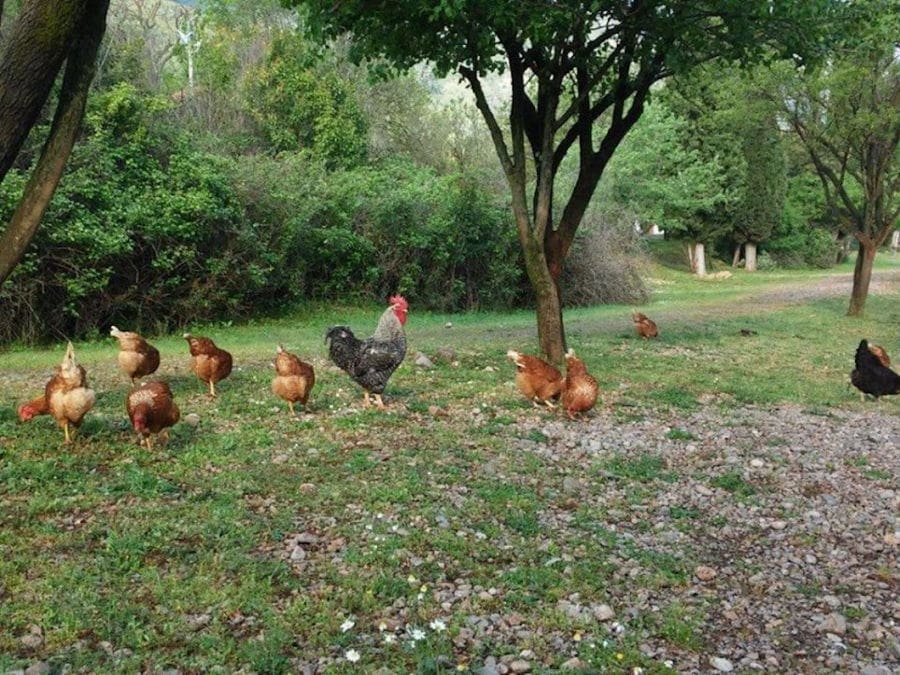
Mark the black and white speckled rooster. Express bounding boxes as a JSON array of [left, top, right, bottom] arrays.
[[325, 295, 408, 409]]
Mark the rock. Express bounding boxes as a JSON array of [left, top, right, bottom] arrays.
[[696, 485, 714, 496], [509, 660, 531, 674], [818, 613, 847, 635], [184, 412, 201, 426], [290, 546, 307, 561], [695, 565, 718, 581], [484, 366, 497, 373], [299, 483, 317, 494], [187, 613, 211, 631], [560, 657, 587, 670], [24, 663, 51, 675], [591, 604, 615, 621], [860, 666, 892, 675], [770, 520, 788, 530], [414, 352, 434, 368], [710, 656, 734, 672], [434, 347, 457, 363]]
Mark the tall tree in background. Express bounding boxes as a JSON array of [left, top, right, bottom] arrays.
[[774, 1, 898, 315], [296, 0, 836, 362], [0, 0, 111, 285], [734, 109, 787, 271]]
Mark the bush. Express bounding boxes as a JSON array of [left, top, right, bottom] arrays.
[[561, 210, 650, 306]]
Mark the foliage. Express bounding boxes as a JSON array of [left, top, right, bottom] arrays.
[[247, 30, 368, 166], [561, 211, 650, 307], [0, 84, 523, 343], [607, 100, 737, 245]]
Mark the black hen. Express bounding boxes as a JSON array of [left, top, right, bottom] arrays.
[[851, 339, 900, 400], [325, 296, 408, 409]]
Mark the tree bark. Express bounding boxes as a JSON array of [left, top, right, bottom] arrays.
[[0, 0, 90, 181], [744, 242, 758, 271], [847, 241, 876, 316], [693, 242, 707, 276], [0, 0, 108, 286], [732, 243, 742, 267], [890, 230, 899, 254]]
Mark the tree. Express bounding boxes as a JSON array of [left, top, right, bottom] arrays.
[[609, 100, 736, 276], [773, 1, 899, 315], [296, 0, 837, 362], [0, 0, 111, 286]]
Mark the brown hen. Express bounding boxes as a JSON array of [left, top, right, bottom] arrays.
[[110, 326, 160, 385], [45, 342, 96, 443], [561, 348, 599, 420], [184, 334, 233, 397], [271, 344, 316, 414], [632, 311, 659, 339], [126, 381, 180, 449], [507, 350, 564, 408]]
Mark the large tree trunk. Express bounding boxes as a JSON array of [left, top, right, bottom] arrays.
[[732, 244, 742, 267], [848, 241, 876, 316], [0, 0, 108, 286], [744, 242, 758, 271], [0, 0, 90, 181], [891, 230, 899, 255]]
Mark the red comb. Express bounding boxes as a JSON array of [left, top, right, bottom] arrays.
[[389, 295, 408, 311]]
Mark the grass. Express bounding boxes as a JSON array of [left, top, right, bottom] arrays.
[[0, 254, 898, 671]]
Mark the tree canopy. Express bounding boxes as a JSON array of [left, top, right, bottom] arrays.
[[296, 0, 842, 361]]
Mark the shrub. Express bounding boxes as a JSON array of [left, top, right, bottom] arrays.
[[561, 210, 650, 306]]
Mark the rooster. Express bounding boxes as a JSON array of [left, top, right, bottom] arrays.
[[126, 381, 180, 449], [561, 348, 599, 419], [110, 326, 160, 386], [325, 295, 408, 409], [507, 350, 564, 408], [850, 339, 900, 401], [632, 311, 659, 339], [184, 334, 233, 397], [45, 342, 96, 443], [271, 344, 316, 415]]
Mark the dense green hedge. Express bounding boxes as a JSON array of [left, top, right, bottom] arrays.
[[0, 85, 525, 344]]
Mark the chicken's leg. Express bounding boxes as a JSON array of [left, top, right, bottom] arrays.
[[209, 380, 217, 397], [362, 391, 372, 408], [372, 394, 386, 410], [63, 421, 71, 444]]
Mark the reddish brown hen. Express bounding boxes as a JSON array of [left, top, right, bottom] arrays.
[[561, 348, 599, 420], [110, 326, 160, 385], [271, 344, 316, 415], [507, 350, 564, 408], [184, 334, 233, 397], [126, 381, 180, 449], [18, 394, 50, 422], [632, 311, 659, 339]]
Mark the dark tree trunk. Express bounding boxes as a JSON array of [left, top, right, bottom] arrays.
[[0, 0, 108, 286], [0, 0, 90, 181], [848, 241, 876, 316]]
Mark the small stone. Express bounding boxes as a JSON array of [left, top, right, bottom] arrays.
[[484, 366, 497, 373], [20, 634, 42, 649], [434, 346, 457, 363], [296, 532, 319, 545], [24, 662, 51, 675], [299, 483, 317, 494], [509, 660, 531, 674], [710, 656, 734, 672], [414, 352, 434, 368], [290, 546, 307, 561], [823, 595, 841, 608], [695, 565, 718, 581], [749, 458, 765, 468], [184, 413, 201, 426], [591, 604, 615, 621], [696, 485, 714, 496], [860, 666, 892, 675], [884, 531, 900, 546], [187, 614, 211, 631], [770, 520, 787, 530], [818, 613, 847, 635], [560, 658, 587, 670], [272, 453, 289, 464]]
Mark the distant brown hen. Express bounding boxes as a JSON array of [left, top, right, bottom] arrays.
[[507, 350, 564, 408], [184, 334, 233, 397], [271, 344, 316, 415]]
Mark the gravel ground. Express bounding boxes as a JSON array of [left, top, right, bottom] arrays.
[[512, 403, 899, 674]]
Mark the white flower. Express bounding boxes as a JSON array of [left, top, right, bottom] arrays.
[[384, 634, 397, 644], [633, 668, 645, 675], [410, 628, 426, 641], [378, 621, 388, 632], [345, 649, 361, 663], [663, 661, 674, 669], [407, 574, 418, 584], [340, 619, 355, 633], [429, 619, 447, 632], [611, 621, 625, 634]]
